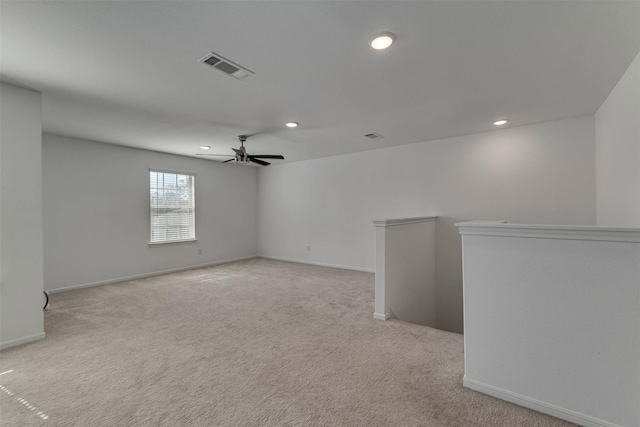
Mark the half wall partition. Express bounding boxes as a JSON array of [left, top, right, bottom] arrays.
[[457, 221, 640, 427]]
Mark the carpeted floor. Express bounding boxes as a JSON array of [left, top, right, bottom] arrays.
[[0, 258, 575, 426]]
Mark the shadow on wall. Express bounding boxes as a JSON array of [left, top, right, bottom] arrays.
[[435, 216, 469, 334], [377, 215, 473, 335]]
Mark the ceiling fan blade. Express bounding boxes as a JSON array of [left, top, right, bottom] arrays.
[[238, 129, 274, 139], [221, 158, 235, 163], [249, 154, 284, 159], [249, 158, 270, 166]]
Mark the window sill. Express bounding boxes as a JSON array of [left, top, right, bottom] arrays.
[[148, 239, 197, 247]]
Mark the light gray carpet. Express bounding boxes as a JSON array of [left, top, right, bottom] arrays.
[[1, 258, 574, 426]]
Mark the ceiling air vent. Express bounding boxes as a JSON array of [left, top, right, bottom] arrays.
[[199, 52, 254, 80], [364, 132, 384, 139]]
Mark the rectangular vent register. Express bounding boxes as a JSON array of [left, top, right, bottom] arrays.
[[199, 52, 254, 80]]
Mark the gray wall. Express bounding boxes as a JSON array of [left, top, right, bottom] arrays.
[[0, 83, 45, 348], [596, 51, 640, 227], [258, 116, 597, 333], [43, 135, 259, 292]]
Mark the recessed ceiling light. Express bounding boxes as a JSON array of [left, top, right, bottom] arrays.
[[285, 122, 298, 128], [200, 145, 211, 150], [370, 33, 395, 50], [493, 120, 508, 126]]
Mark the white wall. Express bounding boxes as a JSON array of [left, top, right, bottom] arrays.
[[43, 135, 258, 291], [458, 222, 640, 427], [259, 117, 596, 333], [0, 83, 45, 349], [595, 51, 640, 228]]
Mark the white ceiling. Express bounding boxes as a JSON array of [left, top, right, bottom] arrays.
[[2, 1, 639, 164]]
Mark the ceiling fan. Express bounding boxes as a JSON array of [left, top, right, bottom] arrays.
[[196, 135, 284, 166]]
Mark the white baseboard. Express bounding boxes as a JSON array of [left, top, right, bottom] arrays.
[[373, 312, 389, 320], [463, 377, 623, 427], [1, 332, 46, 351], [46, 255, 258, 294], [259, 255, 375, 274]]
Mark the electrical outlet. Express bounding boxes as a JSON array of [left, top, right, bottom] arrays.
[[306, 244, 311, 251]]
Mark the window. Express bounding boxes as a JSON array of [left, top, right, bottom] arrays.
[[149, 170, 195, 244]]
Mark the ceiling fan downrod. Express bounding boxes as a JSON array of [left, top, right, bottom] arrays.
[[237, 135, 248, 162]]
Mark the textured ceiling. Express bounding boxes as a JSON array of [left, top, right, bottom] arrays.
[[1, 1, 639, 164]]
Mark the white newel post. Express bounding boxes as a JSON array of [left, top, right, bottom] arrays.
[[373, 216, 437, 326]]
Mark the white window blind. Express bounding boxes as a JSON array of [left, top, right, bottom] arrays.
[[149, 170, 195, 244]]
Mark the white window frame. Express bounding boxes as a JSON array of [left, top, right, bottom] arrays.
[[149, 169, 196, 245]]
